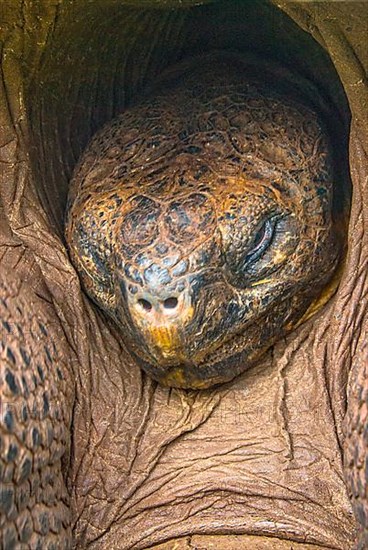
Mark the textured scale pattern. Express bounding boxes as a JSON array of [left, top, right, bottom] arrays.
[[0, 277, 73, 549]]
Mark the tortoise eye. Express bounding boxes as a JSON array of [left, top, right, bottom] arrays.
[[242, 217, 277, 268]]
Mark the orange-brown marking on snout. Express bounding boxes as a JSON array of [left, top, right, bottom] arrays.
[[129, 292, 195, 364], [148, 326, 183, 360]]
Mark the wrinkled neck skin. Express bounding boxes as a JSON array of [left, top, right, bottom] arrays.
[[66, 53, 343, 389], [70, 313, 353, 550]]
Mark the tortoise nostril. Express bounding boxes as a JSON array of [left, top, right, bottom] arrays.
[[163, 297, 178, 310], [138, 298, 152, 312]]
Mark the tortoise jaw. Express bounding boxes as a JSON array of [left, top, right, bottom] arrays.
[[129, 314, 247, 388], [131, 350, 240, 389]]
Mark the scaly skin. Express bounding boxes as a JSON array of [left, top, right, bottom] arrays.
[[65, 53, 343, 389], [0, 275, 74, 549]]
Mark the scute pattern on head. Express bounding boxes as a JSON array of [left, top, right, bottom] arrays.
[[65, 52, 343, 389]]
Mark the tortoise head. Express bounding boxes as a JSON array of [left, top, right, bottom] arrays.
[[65, 59, 344, 389]]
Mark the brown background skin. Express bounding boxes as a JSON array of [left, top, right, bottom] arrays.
[[0, 1, 367, 548]]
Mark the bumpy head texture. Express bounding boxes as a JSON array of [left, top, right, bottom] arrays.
[[66, 53, 342, 389]]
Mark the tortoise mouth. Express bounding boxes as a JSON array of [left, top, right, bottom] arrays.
[[132, 320, 269, 388], [131, 310, 277, 388]]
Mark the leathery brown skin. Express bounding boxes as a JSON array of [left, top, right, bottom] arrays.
[[65, 53, 343, 390], [0, 274, 74, 549], [344, 351, 368, 549]]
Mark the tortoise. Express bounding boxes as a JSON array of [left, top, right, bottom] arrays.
[[1, 42, 367, 550], [65, 52, 344, 390]]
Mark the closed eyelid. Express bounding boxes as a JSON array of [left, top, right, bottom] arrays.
[[241, 217, 278, 266]]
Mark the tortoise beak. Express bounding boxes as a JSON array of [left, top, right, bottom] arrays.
[[128, 287, 195, 365]]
